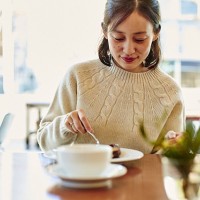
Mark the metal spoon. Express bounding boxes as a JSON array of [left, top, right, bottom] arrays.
[[87, 131, 100, 144]]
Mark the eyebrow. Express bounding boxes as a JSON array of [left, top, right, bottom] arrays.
[[113, 30, 147, 35]]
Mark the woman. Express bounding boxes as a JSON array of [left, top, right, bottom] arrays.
[[37, 0, 185, 153]]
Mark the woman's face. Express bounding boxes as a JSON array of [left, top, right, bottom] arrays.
[[105, 11, 158, 72]]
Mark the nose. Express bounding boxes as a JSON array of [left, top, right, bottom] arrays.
[[123, 40, 135, 56]]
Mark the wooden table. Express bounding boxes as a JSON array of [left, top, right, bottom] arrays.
[[0, 152, 168, 200]]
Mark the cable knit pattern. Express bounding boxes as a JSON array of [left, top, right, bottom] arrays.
[[37, 59, 185, 153]]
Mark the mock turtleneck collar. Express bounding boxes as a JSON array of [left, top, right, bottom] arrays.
[[108, 59, 159, 80]]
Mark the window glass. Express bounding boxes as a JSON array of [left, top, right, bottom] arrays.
[[160, 0, 200, 87], [13, 12, 37, 93]]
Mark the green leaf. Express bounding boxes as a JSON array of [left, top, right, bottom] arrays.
[[192, 126, 200, 154], [139, 124, 156, 146], [185, 121, 196, 147]]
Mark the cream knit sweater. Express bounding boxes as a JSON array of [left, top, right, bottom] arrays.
[[37, 59, 185, 153]]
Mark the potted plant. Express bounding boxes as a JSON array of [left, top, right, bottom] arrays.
[[140, 121, 200, 200]]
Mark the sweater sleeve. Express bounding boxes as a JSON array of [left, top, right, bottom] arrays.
[[152, 98, 186, 153], [162, 100, 186, 133], [37, 66, 78, 152]]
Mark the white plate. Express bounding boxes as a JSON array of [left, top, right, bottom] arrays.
[[44, 148, 144, 163], [111, 148, 144, 163], [47, 163, 127, 189]]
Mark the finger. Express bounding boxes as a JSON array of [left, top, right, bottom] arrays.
[[65, 113, 78, 133], [70, 111, 85, 133], [65, 113, 73, 125], [70, 122, 78, 133], [78, 109, 93, 133], [165, 130, 176, 139]]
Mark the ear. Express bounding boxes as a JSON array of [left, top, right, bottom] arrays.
[[153, 24, 161, 41], [101, 22, 108, 39], [153, 32, 159, 41], [104, 32, 108, 39]]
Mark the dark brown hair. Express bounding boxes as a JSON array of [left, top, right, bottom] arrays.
[[98, 0, 161, 68]]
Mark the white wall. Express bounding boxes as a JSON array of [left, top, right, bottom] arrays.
[[26, 0, 106, 95]]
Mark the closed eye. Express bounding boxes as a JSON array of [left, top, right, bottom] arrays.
[[111, 34, 125, 41], [135, 38, 146, 43], [114, 37, 125, 41]]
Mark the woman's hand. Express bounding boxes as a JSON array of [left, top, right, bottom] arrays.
[[65, 109, 94, 134]]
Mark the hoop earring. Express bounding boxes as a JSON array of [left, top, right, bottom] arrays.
[[108, 51, 113, 66], [110, 54, 112, 65]]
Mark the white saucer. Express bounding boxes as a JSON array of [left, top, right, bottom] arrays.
[[59, 179, 112, 189], [47, 163, 127, 189], [111, 148, 144, 163]]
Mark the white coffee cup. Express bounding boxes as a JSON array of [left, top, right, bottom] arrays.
[[54, 144, 112, 178]]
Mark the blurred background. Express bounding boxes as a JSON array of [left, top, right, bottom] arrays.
[[0, 0, 200, 150]]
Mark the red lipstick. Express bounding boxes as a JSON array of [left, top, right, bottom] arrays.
[[122, 57, 135, 63]]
